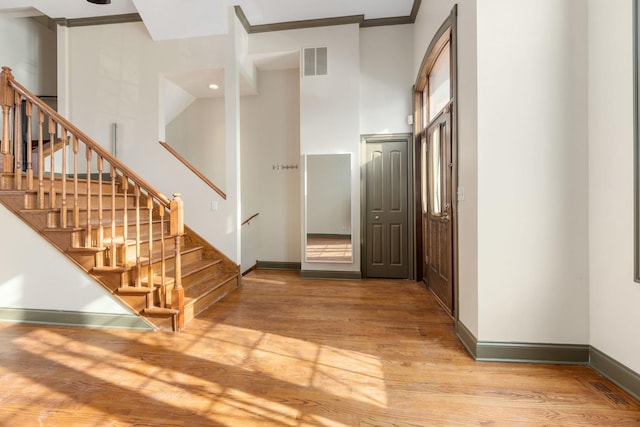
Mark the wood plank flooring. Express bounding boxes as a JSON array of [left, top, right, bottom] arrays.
[[0, 269, 638, 426], [306, 236, 352, 262]]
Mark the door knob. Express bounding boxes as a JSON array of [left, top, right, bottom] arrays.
[[374, 215, 380, 220]]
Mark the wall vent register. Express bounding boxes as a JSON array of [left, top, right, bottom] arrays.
[[302, 47, 328, 77]]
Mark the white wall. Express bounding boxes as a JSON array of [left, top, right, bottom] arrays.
[[0, 14, 57, 141], [241, 68, 300, 264], [163, 78, 196, 124], [359, 25, 414, 135], [476, 0, 589, 343], [166, 97, 226, 190], [250, 25, 361, 273], [414, 0, 479, 336], [588, 0, 640, 374], [0, 205, 131, 314], [62, 11, 244, 262], [0, 15, 57, 95]]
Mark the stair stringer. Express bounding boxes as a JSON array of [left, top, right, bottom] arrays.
[[0, 185, 241, 331]]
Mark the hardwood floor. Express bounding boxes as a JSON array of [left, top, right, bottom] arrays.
[[0, 269, 638, 426], [306, 236, 352, 262]]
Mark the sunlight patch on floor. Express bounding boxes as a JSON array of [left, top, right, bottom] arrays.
[[14, 325, 387, 424], [191, 323, 388, 407]]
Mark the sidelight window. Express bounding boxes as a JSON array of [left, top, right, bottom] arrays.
[[428, 42, 451, 121], [429, 127, 442, 215]]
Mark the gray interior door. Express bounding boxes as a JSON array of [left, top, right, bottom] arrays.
[[365, 139, 409, 278]]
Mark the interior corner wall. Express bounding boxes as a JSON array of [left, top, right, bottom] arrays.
[[476, 0, 589, 343], [359, 24, 414, 135], [249, 24, 361, 273], [413, 0, 479, 337], [166, 97, 227, 190], [0, 15, 57, 96], [241, 68, 301, 264], [588, 0, 640, 374]]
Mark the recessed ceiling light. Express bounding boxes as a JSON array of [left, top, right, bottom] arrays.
[[87, 0, 111, 4], [208, 83, 219, 90]]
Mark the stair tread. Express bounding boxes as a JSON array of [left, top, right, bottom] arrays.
[[68, 246, 106, 254], [92, 266, 128, 273], [182, 257, 223, 275], [139, 245, 204, 266], [0, 189, 27, 195], [117, 286, 154, 294], [142, 307, 179, 316], [26, 188, 136, 196], [43, 227, 84, 233], [91, 246, 205, 273], [184, 270, 238, 299], [142, 258, 224, 286]]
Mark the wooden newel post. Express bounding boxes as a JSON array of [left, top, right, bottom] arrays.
[[170, 193, 185, 330], [0, 66, 15, 174]]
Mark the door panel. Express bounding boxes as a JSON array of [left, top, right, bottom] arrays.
[[365, 140, 409, 278], [372, 224, 383, 264], [422, 110, 453, 313], [371, 151, 383, 211]]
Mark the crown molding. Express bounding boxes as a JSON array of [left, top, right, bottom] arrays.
[[236, 0, 421, 34], [56, 13, 141, 27], [55, 1, 421, 32]]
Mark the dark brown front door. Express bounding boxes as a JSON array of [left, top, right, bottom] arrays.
[[365, 138, 409, 278], [422, 108, 453, 313]]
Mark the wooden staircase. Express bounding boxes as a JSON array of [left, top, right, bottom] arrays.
[[0, 66, 240, 331]]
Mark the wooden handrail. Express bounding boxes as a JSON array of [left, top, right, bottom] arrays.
[[159, 141, 227, 200], [1, 65, 185, 329], [5, 69, 170, 206], [241, 212, 259, 226]]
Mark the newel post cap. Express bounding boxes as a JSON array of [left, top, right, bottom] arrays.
[[170, 193, 184, 236]]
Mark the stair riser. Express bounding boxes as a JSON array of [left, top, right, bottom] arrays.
[[183, 270, 232, 299], [135, 248, 204, 280], [49, 179, 120, 194], [50, 208, 154, 228], [115, 238, 179, 266], [182, 266, 226, 295], [25, 192, 136, 210], [87, 221, 170, 243], [41, 228, 76, 251], [97, 249, 203, 288], [107, 228, 175, 247], [115, 293, 149, 313], [19, 209, 51, 231], [95, 236, 188, 266], [91, 270, 131, 291], [183, 277, 239, 325], [161, 266, 225, 300], [8, 177, 117, 195], [0, 192, 28, 212]]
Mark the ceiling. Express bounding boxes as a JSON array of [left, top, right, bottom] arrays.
[[0, 0, 419, 103], [0, 0, 418, 39]]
